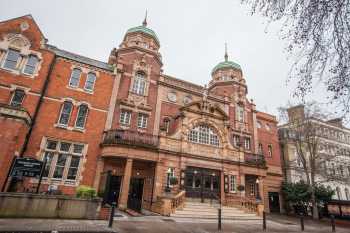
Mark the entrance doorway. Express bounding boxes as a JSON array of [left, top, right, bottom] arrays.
[[127, 178, 144, 212], [107, 175, 122, 205], [268, 192, 280, 213], [184, 167, 220, 201]]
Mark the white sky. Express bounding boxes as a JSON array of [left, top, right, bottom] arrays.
[[1, 0, 318, 118]]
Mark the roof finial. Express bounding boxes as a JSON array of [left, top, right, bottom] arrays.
[[224, 42, 228, 62], [143, 10, 148, 27]]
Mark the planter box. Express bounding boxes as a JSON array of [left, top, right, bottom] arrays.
[[0, 192, 101, 219]]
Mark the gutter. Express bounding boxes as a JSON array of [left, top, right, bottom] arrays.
[[19, 54, 57, 157]]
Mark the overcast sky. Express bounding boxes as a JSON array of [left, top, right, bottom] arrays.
[[1, 0, 318, 118]]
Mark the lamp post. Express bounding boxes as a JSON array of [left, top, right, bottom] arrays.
[[165, 168, 171, 193], [256, 178, 261, 201]]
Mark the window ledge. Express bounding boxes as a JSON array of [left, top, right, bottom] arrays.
[[120, 124, 131, 129], [54, 123, 73, 131], [137, 128, 147, 133], [0, 67, 37, 78], [0, 67, 21, 75], [72, 127, 86, 133], [66, 85, 94, 95]]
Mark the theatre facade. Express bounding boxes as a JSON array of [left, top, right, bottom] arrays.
[[0, 15, 283, 214]]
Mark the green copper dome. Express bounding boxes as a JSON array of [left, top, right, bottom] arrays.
[[126, 25, 160, 45], [212, 60, 241, 74]]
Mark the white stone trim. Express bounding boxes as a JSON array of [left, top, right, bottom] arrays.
[[0, 33, 43, 78]]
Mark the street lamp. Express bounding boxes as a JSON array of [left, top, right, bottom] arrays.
[[165, 168, 172, 193]]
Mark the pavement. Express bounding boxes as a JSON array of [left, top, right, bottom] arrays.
[[0, 213, 349, 233]]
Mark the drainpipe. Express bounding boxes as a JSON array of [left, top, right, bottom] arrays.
[[19, 54, 56, 157]]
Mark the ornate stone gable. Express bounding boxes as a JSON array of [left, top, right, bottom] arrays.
[[180, 100, 229, 121]]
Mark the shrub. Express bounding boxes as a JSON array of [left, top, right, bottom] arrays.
[[237, 185, 245, 192], [76, 185, 97, 199], [169, 177, 178, 186]]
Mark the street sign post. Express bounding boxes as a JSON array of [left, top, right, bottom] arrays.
[[10, 157, 43, 179]]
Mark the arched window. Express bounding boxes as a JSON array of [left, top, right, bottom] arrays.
[[163, 118, 170, 133], [84, 72, 96, 91], [336, 187, 342, 200], [132, 72, 146, 95], [345, 188, 349, 200], [75, 104, 89, 129], [236, 105, 244, 122], [69, 68, 81, 88], [58, 101, 73, 126], [188, 125, 219, 146]]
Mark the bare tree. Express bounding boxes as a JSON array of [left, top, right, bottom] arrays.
[[241, 0, 350, 120], [279, 102, 350, 219]]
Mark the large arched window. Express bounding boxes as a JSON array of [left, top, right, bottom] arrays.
[[188, 125, 219, 146], [132, 72, 146, 95]]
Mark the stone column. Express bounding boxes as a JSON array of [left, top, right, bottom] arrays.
[[118, 158, 133, 210], [152, 161, 164, 202], [104, 68, 122, 131], [93, 158, 105, 190]]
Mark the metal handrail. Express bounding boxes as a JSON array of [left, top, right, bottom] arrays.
[[103, 129, 159, 148]]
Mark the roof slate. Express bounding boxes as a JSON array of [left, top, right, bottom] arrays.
[[47, 45, 114, 71]]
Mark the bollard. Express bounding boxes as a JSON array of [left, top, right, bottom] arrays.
[[108, 202, 116, 228], [262, 211, 266, 231], [331, 215, 336, 232], [300, 214, 304, 231], [218, 208, 222, 231]]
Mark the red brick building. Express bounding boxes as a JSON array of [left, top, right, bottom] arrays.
[[0, 15, 283, 214]]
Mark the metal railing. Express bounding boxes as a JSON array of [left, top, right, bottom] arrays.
[[244, 153, 266, 166], [103, 129, 159, 148]]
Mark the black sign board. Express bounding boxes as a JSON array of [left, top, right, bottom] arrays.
[[10, 157, 43, 179]]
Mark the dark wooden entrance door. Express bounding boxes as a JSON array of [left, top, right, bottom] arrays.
[[268, 192, 280, 213], [127, 178, 144, 212], [184, 167, 220, 201], [107, 175, 121, 205]]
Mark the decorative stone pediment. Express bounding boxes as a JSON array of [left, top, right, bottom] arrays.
[[118, 98, 152, 112], [180, 100, 228, 120]]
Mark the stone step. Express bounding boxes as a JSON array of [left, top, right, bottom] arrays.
[[171, 214, 261, 220], [183, 205, 246, 212], [171, 201, 259, 220], [178, 208, 248, 214], [172, 211, 257, 217]]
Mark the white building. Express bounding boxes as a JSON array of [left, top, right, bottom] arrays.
[[279, 105, 350, 201]]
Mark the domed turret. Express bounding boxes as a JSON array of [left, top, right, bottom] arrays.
[[210, 44, 243, 83], [125, 19, 160, 46], [120, 13, 160, 52], [212, 44, 241, 75]]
